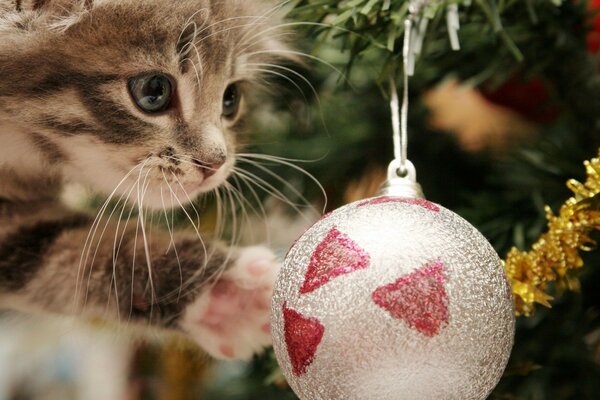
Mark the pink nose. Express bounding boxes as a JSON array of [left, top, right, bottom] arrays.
[[193, 160, 224, 178]]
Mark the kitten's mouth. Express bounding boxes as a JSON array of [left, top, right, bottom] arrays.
[[166, 166, 226, 198], [122, 159, 229, 210]]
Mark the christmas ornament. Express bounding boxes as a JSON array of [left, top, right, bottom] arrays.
[[271, 4, 514, 398], [505, 149, 600, 316], [271, 168, 515, 399]]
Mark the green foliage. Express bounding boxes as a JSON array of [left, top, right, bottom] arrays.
[[288, 0, 565, 81], [201, 1, 600, 399]]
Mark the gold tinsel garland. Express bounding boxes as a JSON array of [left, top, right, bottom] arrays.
[[505, 149, 600, 316]]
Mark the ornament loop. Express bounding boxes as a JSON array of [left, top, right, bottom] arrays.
[[379, 159, 424, 199]]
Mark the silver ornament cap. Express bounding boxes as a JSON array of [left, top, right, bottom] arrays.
[[379, 159, 424, 199], [272, 191, 515, 400]]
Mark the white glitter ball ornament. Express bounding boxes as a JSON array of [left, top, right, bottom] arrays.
[[271, 192, 515, 400]]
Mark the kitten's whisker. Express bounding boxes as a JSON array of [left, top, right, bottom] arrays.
[[128, 180, 143, 322], [245, 47, 352, 88], [236, 31, 296, 58], [181, 56, 202, 88], [160, 183, 183, 303], [158, 156, 222, 296], [106, 181, 138, 320], [137, 165, 157, 324], [178, 21, 200, 60], [222, 180, 253, 245], [178, 21, 205, 87], [243, 64, 330, 132], [238, 153, 328, 213], [217, 185, 241, 280], [237, 152, 327, 164], [155, 176, 218, 303], [114, 194, 137, 323], [196, 21, 264, 46], [76, 165, 138, 306], [74, 162, 143, 313], [232, 168, 313, 223], [185, 26, 205, 72], [227, 178, 271, 243], [177, 8, 207, 53], [213, 188, 225, 241], [228, 173, 271, 243], [235, 157, 317, 216], [229, 170, 274, 237], [171, 173, 202, 228], [163, 155, 217, 173], [128, 226, 142, 321], [247, 62, 320, 104], [244, 67, 311, 107], [235, 0, 293, 50], [161, 170, 209, 281], [195, 15, 269, 39], [233, 167, 293, 205], [87, 179, 138, 310]]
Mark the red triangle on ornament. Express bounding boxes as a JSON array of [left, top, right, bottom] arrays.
[[283, 302, 325, 376], [300, 227, 370, 294], [372, 261, 449, 337]]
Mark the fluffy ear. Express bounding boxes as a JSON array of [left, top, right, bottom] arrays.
[[16, 0, 93, 12]]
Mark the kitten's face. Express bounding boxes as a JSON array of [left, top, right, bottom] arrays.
[[0, 0, 287, 208]]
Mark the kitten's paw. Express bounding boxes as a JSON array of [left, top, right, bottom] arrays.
[[180, 246, 280, 360]]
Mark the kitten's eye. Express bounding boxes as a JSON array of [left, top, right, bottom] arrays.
[[222, 83, 241, 119], [128, 74, 173, 113]]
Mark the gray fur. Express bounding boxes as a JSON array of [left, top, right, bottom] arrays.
[[0, 0, 291, 341]]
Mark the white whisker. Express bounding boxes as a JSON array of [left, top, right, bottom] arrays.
[[238, 153, 328, 213], [73, 162, 143, 313], [106, 181, 138, 320], [232, 167, 313, 223], [136, 162, 157, 323], [236, 157, 317, 216], [229, 173, 270, 243], [244, 66, 311, 106], [245, 47, 352, 87], [160, 183, 184, 303], [161, 170, 209, 274]]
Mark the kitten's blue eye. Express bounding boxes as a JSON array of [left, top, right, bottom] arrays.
[[222, 83, 241, 119], [128, 74, 173, 113]]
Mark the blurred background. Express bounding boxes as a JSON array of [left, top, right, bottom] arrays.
[[1, 1, 600, 399]]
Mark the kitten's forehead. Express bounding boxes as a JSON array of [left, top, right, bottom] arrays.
[[53, 0, 275, 75]]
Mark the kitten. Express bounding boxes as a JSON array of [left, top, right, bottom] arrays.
[[0, 0, 292, 360]]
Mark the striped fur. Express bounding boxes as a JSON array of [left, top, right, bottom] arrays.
[[0, 0, 290, 359]]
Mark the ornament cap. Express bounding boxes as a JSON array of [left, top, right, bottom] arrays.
[[379, 159, 425, 199]]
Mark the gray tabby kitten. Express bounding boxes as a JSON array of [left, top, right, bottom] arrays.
[[0, 0, 290, 360]]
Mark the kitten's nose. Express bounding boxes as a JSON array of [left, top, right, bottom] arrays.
[[193, 158, 224, 178]]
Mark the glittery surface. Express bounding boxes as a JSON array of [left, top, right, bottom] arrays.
[[300, 227, 370, 294], [283, 302, 325, 376], [272, 196, 515, 400], [357, 196, 440, 212], [372, 260, 448, 337]]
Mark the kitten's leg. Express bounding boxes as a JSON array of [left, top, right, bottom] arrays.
[[0, 213, 279, 360]]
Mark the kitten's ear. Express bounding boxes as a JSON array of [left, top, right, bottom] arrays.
[[17, 0, 93, 12]]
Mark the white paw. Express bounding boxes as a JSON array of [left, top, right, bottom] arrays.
[[179, 246, 280, 360]]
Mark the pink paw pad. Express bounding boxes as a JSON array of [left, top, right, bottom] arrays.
[[261, 323, 271, 334], [219, 344, 235, 358]]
